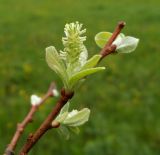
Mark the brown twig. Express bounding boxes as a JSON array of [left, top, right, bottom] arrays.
[[100, 21, 126, 60], [18, 21, 125, 155], [5, 82, 56, 155], [19, 88, 74, 155]]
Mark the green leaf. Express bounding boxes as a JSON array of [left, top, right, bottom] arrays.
[[63, 108, 90, 127], [55, 112, 68, 123], [46, 46, 69, 88], [81, 55, 101, 70], [69, 126, 80, 134], [95, 32, 112, 48], [95, 32, 125, 49], [57, 126, 80, 139], [55, 102, 70, 123], [58, 125, 70, 140], [69, 67, 105, 88], [60, 102, 70, 115]]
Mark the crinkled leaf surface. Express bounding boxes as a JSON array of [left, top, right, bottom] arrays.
[[63, 108, 90, 127]]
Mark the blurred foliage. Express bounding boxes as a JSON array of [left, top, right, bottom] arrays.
[[0, 0, 160, 154]]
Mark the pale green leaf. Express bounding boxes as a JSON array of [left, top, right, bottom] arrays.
[[69, 67, 105, 88], [60, 102, 70, 115], [95, 32, 112, 48], [58, 125, 70, 140], [95, 32, 125, 49], [55, 112, 68, 123], [81, 55, 101, 70], [113, 33, 125, 46], [69, 126, 80, 134], [46, 46, 69, 87], [55, 102, 70, 123], [116, 36, 139, 53], [63, 108, 90, 127]]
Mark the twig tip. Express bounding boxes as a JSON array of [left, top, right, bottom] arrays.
[[118, 21, 126, 28]]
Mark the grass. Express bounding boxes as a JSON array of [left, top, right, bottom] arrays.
[[0, 0, 160, 154]]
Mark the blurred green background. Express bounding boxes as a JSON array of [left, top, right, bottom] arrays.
[[0, 0, 160, 154]]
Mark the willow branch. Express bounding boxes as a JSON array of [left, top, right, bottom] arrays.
[[19, 88, 74, 155], [18, 21, 125, 155], [4, 82, 56, 155]]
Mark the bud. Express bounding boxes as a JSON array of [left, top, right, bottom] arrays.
[[52, 89, 59, 97], [30, 95, 42, 106]]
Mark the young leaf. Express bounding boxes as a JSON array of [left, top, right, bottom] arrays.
[[115, 36, 139, 53], [55, 112, 68, 123], [81, 55, 101, 70], [63, 108, 90, 127], [57, 125, 70, 140], [69, 67, 105, 89], [95, 32, 112, 48], [69, 126, 80, 134], [59, 102, 70, 115], [112, 33, 125, 46], [55, 102, 70, 123], [46, 46, 69, 88]]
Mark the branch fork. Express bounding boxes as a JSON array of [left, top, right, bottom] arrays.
[[5, 82, 57, 155], [19, 89, 74, 155], [100, 21, 126, 59]]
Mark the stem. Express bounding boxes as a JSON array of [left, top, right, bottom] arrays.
[[4, 82, 56, 155], [100, 21, 126, 59], [19, 88, 74, 155]]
